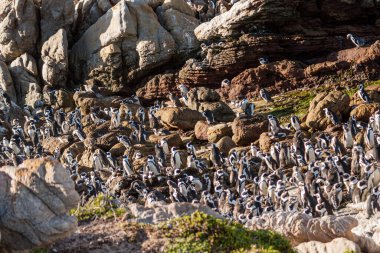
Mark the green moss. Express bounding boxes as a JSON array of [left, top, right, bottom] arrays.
[[70, 194, 127, 222], [161, 211, 295, 253], [31, 249, 48, 253], [343, 250, 357, 253]]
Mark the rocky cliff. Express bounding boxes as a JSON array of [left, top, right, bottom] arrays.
[[0, 0, 379, 106]]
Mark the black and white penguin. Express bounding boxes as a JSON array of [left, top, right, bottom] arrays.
[[122, 155, 134, 176], [221, 79, 231, 88], [290, 115, 301, 131], [358, 84, 371, 103], [259, 88, 272, 103], [347, 33, 366, 47], [202, 110, 215, 124], [171, 147, 182, 170], [210, 143, 222, 167], [258, 57, 269, 65], [323, 108, 339, 126]]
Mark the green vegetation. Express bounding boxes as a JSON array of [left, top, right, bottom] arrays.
[[31, 249, 48, 253], [70, 194, 127, 222], [161, 211, 295, 253], [343, 250, 357, 253]]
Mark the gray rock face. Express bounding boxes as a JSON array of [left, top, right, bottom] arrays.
[[0, 158, 80, 251], [40, 0, 74, 42], [0, 60, 16, 101], [9, 53, 42, 107], [70, 0, 175, 92], [0, 0, 38, 63], [41, 29, 69, 87]]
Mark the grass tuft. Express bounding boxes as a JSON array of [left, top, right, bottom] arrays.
[[160, 211, 295, 253]]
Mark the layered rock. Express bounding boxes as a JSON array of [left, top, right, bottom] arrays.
[[0, 158, 79, 251], [180, 0, 380, 91]]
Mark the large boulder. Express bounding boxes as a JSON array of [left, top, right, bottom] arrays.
[[0, 158, 80, 251], [41, 29, 69, 88], [0, 61, 16, 101], [156, 0, 200, 54], [207, 123, 232, 143], [194, 120, 209, 141], [0, 0, 38, 62], [232, 115, 269, 146], [247, 211, 358, 245], [40, 0, 74, 42], [296, 238, 361, 253], [305, 91, 350, 130], [198, 101, 235, 122], [157, 107, 204, 130], [350, 103, 380, 122], [70, 0, 198, 92], [73, 91, 123, 115], [9, 53, 42, 107], [216, 136, 236, 154]]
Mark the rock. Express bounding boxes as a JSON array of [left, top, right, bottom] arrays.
[[259, 132, 272, 152], [61, 142, 85, 165], [187, 87, 221, 107], [9, 53, 42, 107], [305, 91, 350, 130], [41, 29, 69, 88], [207, 123, 232, 143], [70, 0, 176, 92], [73, 91, 123, 115], [296, 238, 361, 253], [351, 103, 380, 122], [55, 89, 76, 112], [40, 0, 74, 42], [247, 211, 358, 245], [0, 0, 38, 62], [157, 0, 200, 54], [220, 60, 305, 100], [351, 85, 380, 106], [194, 120, 209, 141], [232, 115, 269, 146], [149, 133, 184, 148], [41, 136, 74, 155], [109, 143, 126, 157], [216, 136, 236, 154], [0, 158, 79, 251], [135, 72, 178, 102], [198, 101, 235, 122], [157, 107, 204, 131], [0, 61, 16, 101], [126, 202, 222, 224]]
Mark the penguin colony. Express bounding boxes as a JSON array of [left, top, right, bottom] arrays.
[[0, 33, 378, 224]]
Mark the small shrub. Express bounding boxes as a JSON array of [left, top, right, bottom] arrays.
[[70, 194, 126, 222], [161, 211, 295, 253]]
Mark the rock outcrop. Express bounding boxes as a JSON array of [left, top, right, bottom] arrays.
[[0, 158, 80, 251], [232, 115, 269, 146], [9, 53, 42, 107], [306, 90, 350, 130], [0, 0, 38, 63], [157, 107, 204, 130], [41, 29, 69, 88]]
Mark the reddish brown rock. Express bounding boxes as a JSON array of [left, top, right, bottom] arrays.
[[216, 136, 236, 154], [194, 120, 209, 141], [232, 115, 268, 146], [148, 133, 184, 148], [350, 103, 380, 122], [156, 107, 204, 130], [135, 72, 178, 103], [207, 123, 232, 143], [73, 91, 123, 115]]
